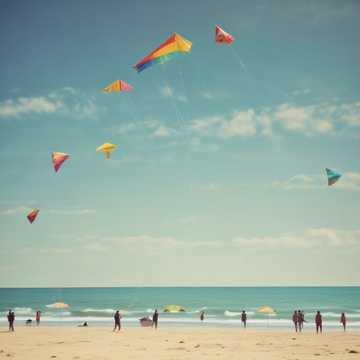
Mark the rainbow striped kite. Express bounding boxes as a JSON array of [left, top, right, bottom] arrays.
[[134, 33, 192, 73]]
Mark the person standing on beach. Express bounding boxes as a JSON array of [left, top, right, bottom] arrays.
[[340, 313, 346, 331], [7, 310, 15, 332], [315, 311, 322, 333], [298, 310, 304, 332], [36, 311, 41, 326], [152, 309, 159, 329], [292, 310, 298, 332], [200, 311, 205, 322], [241, 311, 247, 328], [113, 310, 121, 332]]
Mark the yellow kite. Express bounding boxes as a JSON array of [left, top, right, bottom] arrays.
[[103, 80, 133, 93], [96, 143, 118, 159]]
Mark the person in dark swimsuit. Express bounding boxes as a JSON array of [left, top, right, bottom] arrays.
[[315, 311, 322, 334], [113, 310, 121, 331], [152, 309, 159, 329], [340, 313, 346, 331], [241, 311, 247, 328]]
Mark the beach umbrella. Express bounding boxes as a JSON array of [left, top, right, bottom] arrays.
[[257, 305, 276, 327], [46, 302, 70, 309], [163, 304, 186, 313]]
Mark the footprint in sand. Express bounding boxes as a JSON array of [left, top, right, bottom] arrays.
[[348, 350, 359, 354]]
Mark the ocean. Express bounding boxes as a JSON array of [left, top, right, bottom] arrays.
[[1, 287, 359, 329]]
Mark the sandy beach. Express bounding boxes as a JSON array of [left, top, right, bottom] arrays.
[[1, 326, 359, 360]]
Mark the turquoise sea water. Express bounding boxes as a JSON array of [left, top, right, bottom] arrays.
[[1, 287, 359, 329]]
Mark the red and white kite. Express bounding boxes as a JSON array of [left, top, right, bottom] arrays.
[[52, 152, 70, 172], [215, 25, 235, 44]]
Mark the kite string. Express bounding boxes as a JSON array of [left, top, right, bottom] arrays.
[[230, 45, 291, 102], [161, 64, 186, 131]]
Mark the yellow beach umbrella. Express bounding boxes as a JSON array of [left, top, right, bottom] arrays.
[[257, 306, 276, 315], [46, 302, 70, 309], [96, 143, 118, 159], [257, 305, 276, 327], [163, 304, 186, 313]]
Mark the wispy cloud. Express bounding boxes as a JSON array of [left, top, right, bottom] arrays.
[[0, 207, 97, 216], [159, 85, 187, 102], [200, 91, 229, 101], [0, 88, 98, 119], [273, 172, 360, 190], [0, 206, 31, 215], [232, 228, 360, 249], [0, 97, 62, 117], [190, 100, 360, 138], [152, 126, 171, 138], [48, 209, 96, 215]]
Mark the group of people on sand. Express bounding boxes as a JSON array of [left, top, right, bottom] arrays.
[[113, 309, 159, 332], [292, 310, 347, 333], [292, 310, 306, 332], [6, 309, 41, 331]]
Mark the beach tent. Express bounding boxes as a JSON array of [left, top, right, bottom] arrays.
[[163, 304, 186, 312]]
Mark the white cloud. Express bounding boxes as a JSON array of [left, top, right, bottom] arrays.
[[0, 97, 63, 117], [221, 110, 257, 137], [159, 85, 187, 102], [190, 100, 360, 138], [273, 172, 360, 190], [0, 88, 98, 119], [0, 206, 31, 215], [291, 88, 311, 96], [191, 111, 257, 138], [48, 209, 96, 215], [0, 207, 97, 216], [152, 126, 171, 137], [232, 228, 360, 249], [160, 85, 174, 98]]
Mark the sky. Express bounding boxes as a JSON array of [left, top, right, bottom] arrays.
[[0, 0, 360, 287]]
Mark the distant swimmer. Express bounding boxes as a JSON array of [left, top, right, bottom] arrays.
[[315, 311, 322, 334], [200, 311, 205, 322], [340, 313, 346, 331], [152, 309, 159, 329], [113, 310, 121, 332], [241, 311, 247, 328], [36, 311, 41, 326], [292, 310, 298, 332]]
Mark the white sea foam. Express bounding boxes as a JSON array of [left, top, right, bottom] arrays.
[[306, 312, 360, 318], [82, 308, 115, 314], [225, 310, 255, 317]]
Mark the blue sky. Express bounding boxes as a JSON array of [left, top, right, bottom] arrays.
[[0, 0, 360, 286]]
